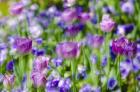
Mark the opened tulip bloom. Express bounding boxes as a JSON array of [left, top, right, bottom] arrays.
[[14, 37, 32, 53]]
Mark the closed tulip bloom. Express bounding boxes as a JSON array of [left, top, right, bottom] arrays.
[[10, 3, 24, 15], [86, 34, 104, 48], [3, 74, 15, 88], [31, 71, 46, 87], [61, 8, 76, 23], [78, 12, 91, 23], [33, 56, 49, 72], [56, 42, 80, 59], [65, 23, 84, 36], [100, 14, 115, 32], [14, 37, 32, 53]]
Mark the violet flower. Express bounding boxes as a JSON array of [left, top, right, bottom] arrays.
[[0, 74, 4, 83], [86, 34, 104, 48], [61, 8, 77, 23], [100, 14, 115, 32], [107, 77, 117, 90], [58, 78, 71, 92], [78, 12, 91, 23], [33, 56, 49, 72], [101, 56, 107, 67], [56, 42, 80, 59], [123, 42, 137, 58], [6, 60, 14, 71], [46, 78, 60, 92], [117, 24, 134, 35], [112, 37, 128, 55], [14, 37, 32, 53], [51, 57, 63, 67], [121, 1, 134, 14], [65, 23, 84, 36], [31, 71, 47, 87], [90, 54, 98, 64], [120, 59, 132, 79], [79, 84, 100, 92], [3, 74, 15, 88], [10, 2, 24, 15]]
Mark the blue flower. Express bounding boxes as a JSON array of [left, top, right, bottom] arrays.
[[101, 56, 107, 67], [6, 60, 14, 71], [51, 57, 63, 67], [107, 77, 117, 90]]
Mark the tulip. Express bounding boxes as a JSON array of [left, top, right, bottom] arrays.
[[3, 74, 15, 89], [10, 3, 24, 15], [56, 42, 80, 59], [33, 56, 49, 72], [61, 8, 76, 23], [100, 14, 115, 32], [14, 37, 32, 53], [86, 34, 104, 48], [31, 71, 46, 87]]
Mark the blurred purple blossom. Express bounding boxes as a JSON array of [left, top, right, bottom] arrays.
[[56, 42, 80, 59], [86, 34, 104, 48], [112, 37, 137, 58], [100, 14, 115, 32], [10, 2, 24, 15], [51, 57, 63, 67], [14, 37, 32, 53], [31, 71, 47, 87], [3, 74, 15, 88]]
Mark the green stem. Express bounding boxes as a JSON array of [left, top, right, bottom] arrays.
[[71, 59, 77, 92]]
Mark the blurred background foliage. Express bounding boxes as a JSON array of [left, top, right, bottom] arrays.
[[0, 0, 92, 17]]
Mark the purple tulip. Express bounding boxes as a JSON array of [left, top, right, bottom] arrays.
[[56, 42, 80, 59], [112, 37, 128, 55], [10, 2, 24, 15], [31, 71, 47, 87], [3, 74, 15, 88], [100, 14, 115, 32], [14, 37, 32, 53], [78, 12, 91, 23], [61, 8, 77, 23], [107, 77, 117, 90], [33, 56, 49, 72], [86, 34, 104, 48], [65, 23, 84, 36]]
